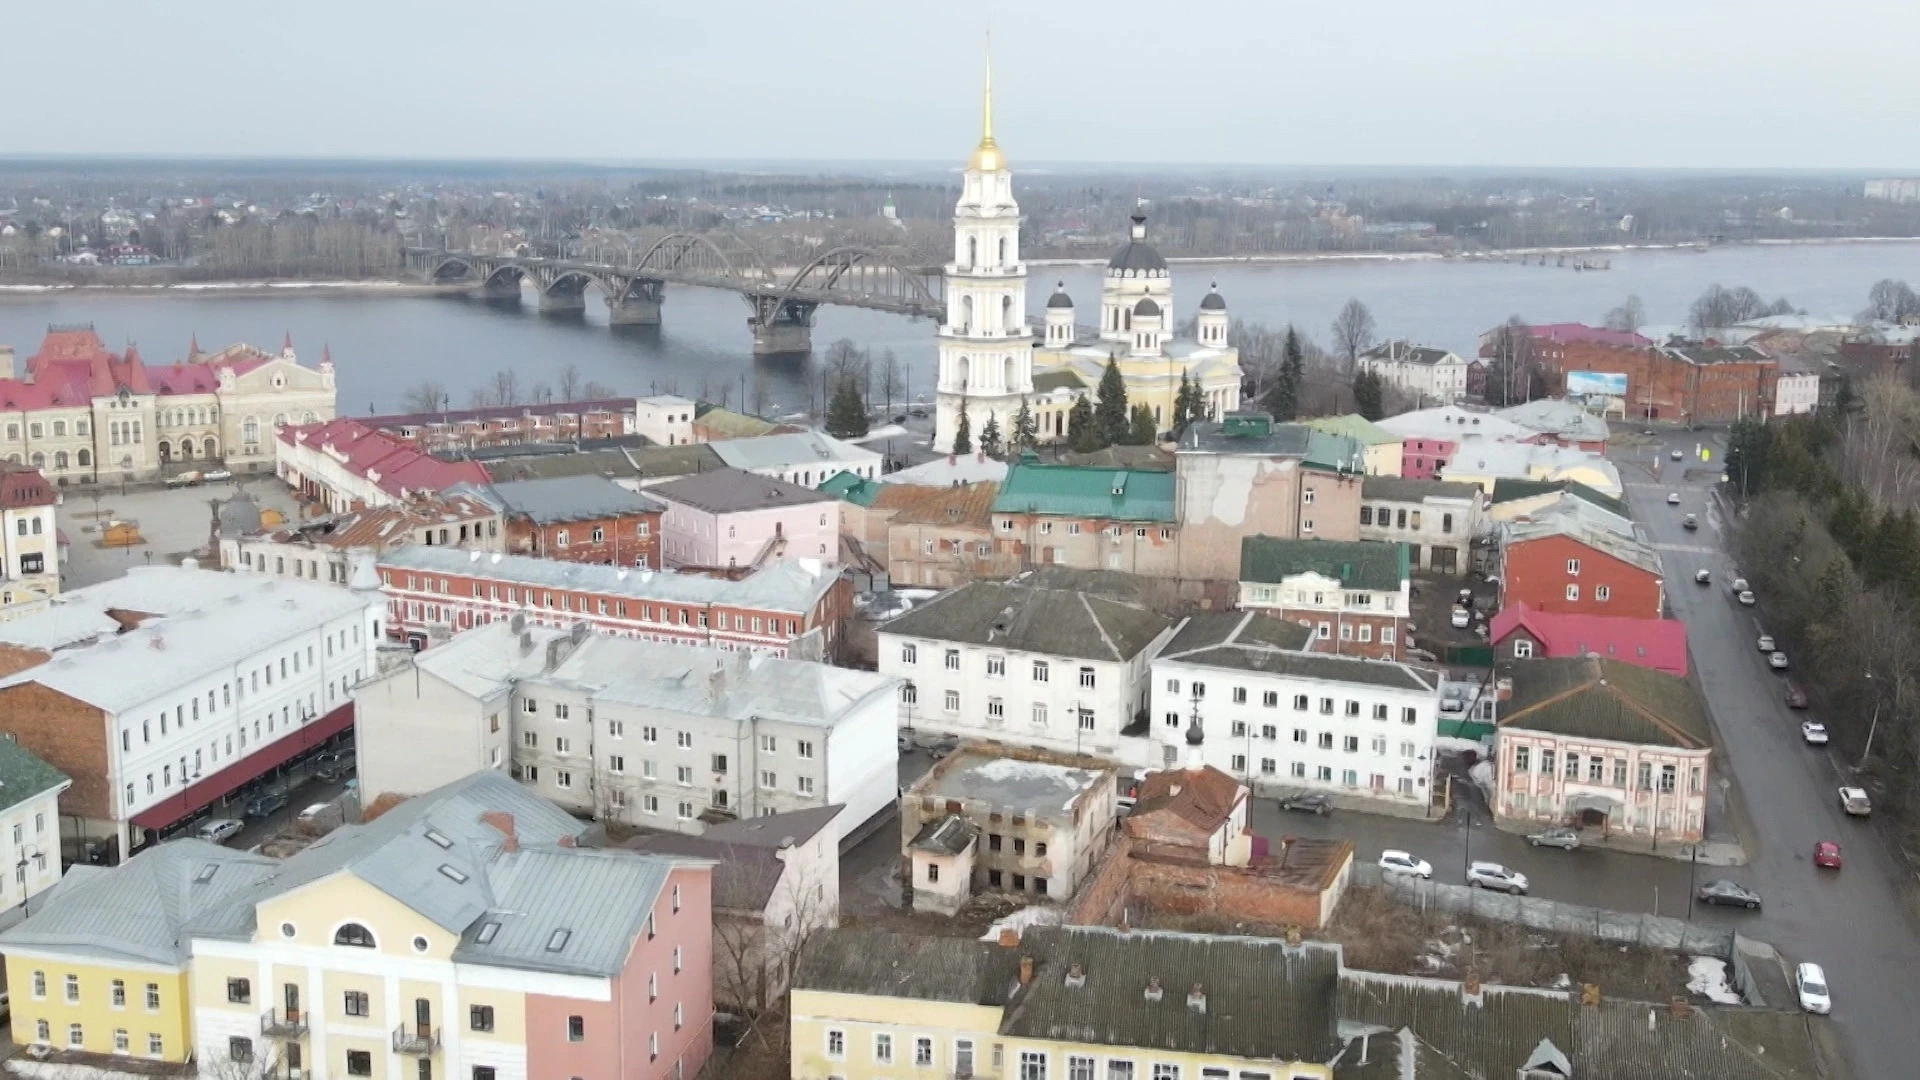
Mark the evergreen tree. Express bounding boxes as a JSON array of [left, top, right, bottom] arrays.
[[979, 412, 1003, 458], [1353, 369, 1385, 421], [1173, 372, 1203, 432], [1126, 403, 1157, 446], [1265, 326, 1304, 421], [1067, 394, 1100, 453], [823, 376, 869, 439], [1012, 396, 1039, 451], [1094, 357, 1130, 446], [952, 400, 972, 454]]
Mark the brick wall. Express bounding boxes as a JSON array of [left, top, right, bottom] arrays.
[[1066, 837, 1349, 930], [1502, 534, 1663, 619], [0, 684, 109, 818], [506, 512, 663, 568]]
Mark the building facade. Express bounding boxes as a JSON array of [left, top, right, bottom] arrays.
[[365, 398, 636, 454], [459, 476, 664, 569], [634, 395, 696, 446], [0, 739, 70, 915], [278, 417, 492, 514], [376, 544, 851, 657], [1302, 414, 1403, 476], [1356, 340, 1470, 401], [877, 580, 1176, 770], [900, 746, 1116, 901], [223, 491, 504, 585], [1237, 538, 1411, 662], [884, 482, 1020, 588], [650, 469, 841, 569], [1498, 518, 1664, 620], [0, 463, 60, 619], [707, 431, 882, 488], [1356, 475, 1482, 575], [1150, 612, 1440, 809]]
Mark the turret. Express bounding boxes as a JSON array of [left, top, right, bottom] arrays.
[[319, 343, 336, 387], [280, 331, 295, 362], [1197, 283, 1229, 347], [1045, 281, 1076, 347], [1129, 294, 1164, 357]]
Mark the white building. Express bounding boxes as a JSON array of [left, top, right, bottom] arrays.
[[353, 620, 899, 843], [0, 464, 60, 620], [708, 431, 881, 488], [0, 563, 382, 860], [0, 740, 71, 915], [1773, 355, 1822, 416], [1150, 611, 1442, 810], [1358, 475, 1484, 575], [636, 394, 697, 446], [876, 579, 1177, 769], [1357, 341, 1471, 402]]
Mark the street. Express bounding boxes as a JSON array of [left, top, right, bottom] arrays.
[[1619, 426, 1920, 1080]]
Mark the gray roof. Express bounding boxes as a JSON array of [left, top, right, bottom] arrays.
[[1160, 612, 1440, 692], [1498, 656, 1710, 750], [456, 474, 664, 524], [707, 431, 880, 474], [648, 467, 836, 514], [378, 544, 843, 614], [216, 492, 262, 538], [703, 803, 844, 848], [1359, 340, 1457, 366], [188, 770, 699, 978], [0, 739, 68, 813], [0, 840, 278, 966], [1046, 284, 1075, 309], [1241, 537, 1410, 592], [795, 930, 1022, 1004], [880, 580, 1172, 662], [909, 815, 975, 856], [0, 570, 374, 714], [1360, 475, 1482, 504], [619, 830, 783, 914], [479, 443, 725, 485], [1199, 287, 1227, 311], [914, 751, 1110, 816], [1133, 296, 1161, 316]]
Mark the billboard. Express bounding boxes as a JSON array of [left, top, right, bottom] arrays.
[[1566, 370, 1629, 397]]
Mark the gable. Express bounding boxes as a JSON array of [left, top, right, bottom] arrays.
[[255, 870, 464, 960]]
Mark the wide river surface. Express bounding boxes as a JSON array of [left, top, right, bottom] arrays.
[[5, 241, 1920, 416]]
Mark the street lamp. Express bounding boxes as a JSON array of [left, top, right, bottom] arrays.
[[1859, 671, 1880, 770]]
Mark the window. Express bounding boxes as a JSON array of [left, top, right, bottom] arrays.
[[68, 1024, 83, 1049], [110, 979, 124, 1007], [568, 1016, 585, 1042], [1317, 732, 1334, 750], [1079, 666, 1096, 688], [678, 766, 694, 785], [1638, 761, 1654, 790], [1589, 758, 1606, 782], [1231, 686, 1247, 704], [474, 1069, 497, 1080], [1153, 1065, 1181, 1080], [1659, 764, 1677, 793], [1566, 558, 1581, 575], [227, 978, 251, 1004], [1565, 584, 1580, 601], [901, 643, 917, 664], [1613, 758, 1629, 786], [677, 731, 693, 749], [1513, 638, 1534, 658], [944, 689, 961, 712], [987, 697, 1004, 720], [987, 655, 1005, 677], [344, 991, 370, 1017], [760, 734, 777, 754], [113, 1029, 128, 1054], [760, 770, 776, 789], [229, 1037, 254, 1063], [1032, 660, 1049, 682], [1401, 706, 1418, 724], [917, 1037, 936, 1067], [470, 1005, 495, 1032], [148, 1033, 163, 1057], [1069, 1056, 1096, 1080], [1566, 753, 1580, 779], [875, 1033, 894, 1064], [145, 983, 160, 1010], [1514, 746, 1531, 772], [64, 974, 78, 1002], [335, 923, 375, 948], [1360, 506, 1373, 525], [1596, 585, 1611, 602], [797, 740, 814, 759], [900, 683, 918, 705], [347, 1050, 373, 1076], [956, 1040, 975, 1077], [945, 649, 961, 671], [1020, 1050, 1049, 1080], [1343, 736, 1360, 753], [827, 1030, 846, 1058]]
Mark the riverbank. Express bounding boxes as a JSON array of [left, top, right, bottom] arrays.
[[0, 279, 458, 300], [1029, 234, 1920, 269]]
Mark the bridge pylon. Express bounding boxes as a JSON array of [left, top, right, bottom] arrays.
[[745, 294, 818, 355], [608, 279, 667, 326]]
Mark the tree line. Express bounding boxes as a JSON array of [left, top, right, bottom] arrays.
[[399, 362, 620, 415]]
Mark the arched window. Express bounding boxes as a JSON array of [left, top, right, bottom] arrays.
[[77, 449, 91, 467], [272, 413, 288, 428], [29, 452, 44, 468], [966, 236, 977, 269], [302, 411, 318, 424], [334, 923, 376, 948], [955, 356, 970, 390], [997, 237, 1007, 266], [1003, 356, 1016, 389], [52, 421, 65, 437], [180, 441, 194, 460], [53, 451, 67, 470], [203, 438, 216, 459], [157, 442, 171, 463], [1001, 295, 1012, 331], [959, 296, 973, 335]]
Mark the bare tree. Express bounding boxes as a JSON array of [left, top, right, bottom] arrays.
[[1602, 295, 1646, 335], [487, 368, 522, 407], [711, 847, 838, 1024], [400, 381, 448, 415], [1866, 278, 1920, 323], [581, 381, 617, 400], [877, 349, 903, 413], [557, 362, 583, 402], [528, 381, 554, 405], [1483, 316, 1538, 407], [1330, 298, 1376, 373]]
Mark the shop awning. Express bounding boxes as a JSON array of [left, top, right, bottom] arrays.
[[130, 703, 353, 831]]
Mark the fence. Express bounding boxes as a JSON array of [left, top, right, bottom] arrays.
[[1354, 863, 1735, 959]]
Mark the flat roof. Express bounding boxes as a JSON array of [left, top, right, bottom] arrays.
[[916, 750, 1109, 814]]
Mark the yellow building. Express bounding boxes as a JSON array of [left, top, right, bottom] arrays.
[[791, 926, 1335, 1080], [0, 839, 279, 1062]]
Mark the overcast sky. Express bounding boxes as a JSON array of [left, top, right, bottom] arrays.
[[11, 0, 1920, 169]]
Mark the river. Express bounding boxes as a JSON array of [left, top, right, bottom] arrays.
[[5, 241, 1920, 416]]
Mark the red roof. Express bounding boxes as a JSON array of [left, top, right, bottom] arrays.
[[1524, 323, 1652, 349], [281, 417, 490, 500], [1489, 604, 1688, 676], [0, 463, 56, 509], [2, 328, 280, 409]]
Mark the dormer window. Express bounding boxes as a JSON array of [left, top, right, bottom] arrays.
[[334, 923, 375, 948]]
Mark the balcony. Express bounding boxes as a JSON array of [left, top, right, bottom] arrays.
[[392, 1025, 441, 1055], [260, 1008, 308, 1038]]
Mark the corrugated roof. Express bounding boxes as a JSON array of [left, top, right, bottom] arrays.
[[1503, 500, 1660, 576], [479, 443, 725, 484], [1488, 605, 1689, 676], [1304, 414, 1403, 447], [992, 460, 1176, 523], [1498, 656, 1711, 749], [709, 430, 880, 473], [794, 930, 1021, 1004], [1159, 612, 1438, 691], [880, 580, 1171, 662], [890, 482, 999, 528], [1240, 537, 1409, 593], [1360, 475, 1482, 503], [1488, 478, 1628, 518], [1179, 419, 1366, 471], [461, 474, 664, 524], [817, 472, 883, 507], [1128, 767, 1242, 833], [0, 739, 68, 813], [649, 468, 836, 514], [379, 544, 842, 614]]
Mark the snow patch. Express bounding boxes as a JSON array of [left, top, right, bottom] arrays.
[[1468, 760, 1496, 802], [1434, 736, 1488, 755], [1686, 956, 1742, 1005], [979, 904, 1061, 942]]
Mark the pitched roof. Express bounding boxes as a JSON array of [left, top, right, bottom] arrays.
[[910, 815, 976, 856], [1488, 605, 1689, 676], [0, 464, 57, 509], [478, 443, 726, 485], [619, 830, 784, 914], [707, 430, 881, 473], [458, 474, 664, 524], [281, 417, 492, 499], [1159, 611, 1439, 692], [1498, 656, 1711, 749], [879, 580, 1171, 662], [993, 460, 1176, 522], [0, 739, 69, 813], [648, 467, 836, 513], [1240, 537, 1409, 593], [1502, 500, 1660, 576], [1518, 323, 1653, 349], [378, 545, 842, 615], [890, 482, 999, 528], [0, 840, 278, 966], [1360, 475, 1482, 503], [1488, 478, 1628, 518], [794, 930, 1022, 1004], [1359, 340, 1459, 366], [1179, 416, 1367, 471], [1495, 398, 1612, 442], [1032, 368, 1087, 393], [1127, 767, 1243, 833], [1304, 413, 1403, 447], [252, 493, 497, 551], [817, 471, 883, 506]]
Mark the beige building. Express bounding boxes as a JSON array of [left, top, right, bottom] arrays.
[[0, 328, 336, 484], [222, 491, 503, 585], [0, 464, 60, 619]]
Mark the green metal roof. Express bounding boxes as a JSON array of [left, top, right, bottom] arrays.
[[991, 461, 1176, 522], [1239, 537, 1409, 591], [1304, 413, 1402, 447], [1032, 369, 1087, 393], [817, 471, 881, 507], [0, 739, 67, 813]]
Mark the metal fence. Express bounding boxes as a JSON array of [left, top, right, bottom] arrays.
[[1354, 863, 1736, 959]]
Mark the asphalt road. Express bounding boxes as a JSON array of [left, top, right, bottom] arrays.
[[1622, 427, 1920, 1080]]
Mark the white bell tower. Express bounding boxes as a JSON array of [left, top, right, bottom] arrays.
[[935, 42, 1031, 454]]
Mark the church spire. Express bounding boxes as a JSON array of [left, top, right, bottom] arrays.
[[967, 36, 1005, 173]]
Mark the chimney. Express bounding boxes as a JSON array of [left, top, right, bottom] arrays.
[[1187, 983, 1207, 1014], [556, 834, 576, 848], [1018, 956, 1034, 986], [1669, 996, 1691, 1020], [997, 927, 1020, 949], [1063, 963, 1086, 988], [1143, 976, 1163, 1002], [481, 811, 518, 852], [1463, 970, 1482, 999]]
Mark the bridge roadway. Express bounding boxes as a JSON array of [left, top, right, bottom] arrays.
[[405, 234, 946, 355]]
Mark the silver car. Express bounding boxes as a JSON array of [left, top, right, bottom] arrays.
[[1466, 861, 1529, 894], [1527, 827, 1580, 850]]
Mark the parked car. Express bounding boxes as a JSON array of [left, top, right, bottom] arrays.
[[202, 468, 233, 482], [1465, 861, 1529, 894], [1767, 651, 1789, 670], [1839, 787, 1872, 816], [1278, 793, 1333, 816], [1738, 590, 1757, 606], [1377, 850, 1433, 879], [1695, 879, 1762, 910], [1671, 449, 1685, 461], [242, 790, 288, 819], [1801, 721, 1829, 745], [1449, 607, 1471, 629], [1814, 841, 1843, 869], [1683, 514, 1698, 530], [314, 749, 356, 782], [1694, 569, 1712, 585], [1795, 962, 1831, 1014], [195, 818, 244, 844], [1784, 682, 1809, 709], [1666, 491, 1681, 505], [296, 803, 332, 827], [1732, 577, 1750, 593], [1757, 635, 1775, 652], [163, 471, 203, 488], [1527, 827, 1580, 850]]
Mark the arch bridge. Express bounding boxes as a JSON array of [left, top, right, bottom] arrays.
[[405, 236, 946, 354]]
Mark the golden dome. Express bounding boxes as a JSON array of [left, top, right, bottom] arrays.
[[966, 39, 1006, 173]]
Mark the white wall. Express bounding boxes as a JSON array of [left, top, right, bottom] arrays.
[[660, 501, 841, 569], [353, 666, 511, 801], [0, 786, 67, 911], [820, 689, 898, 843]]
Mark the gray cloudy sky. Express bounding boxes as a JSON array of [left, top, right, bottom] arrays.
[[10, 0, 1919, 168]]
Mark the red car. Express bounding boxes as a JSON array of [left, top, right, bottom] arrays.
[[1814, 841, 1843, 869]]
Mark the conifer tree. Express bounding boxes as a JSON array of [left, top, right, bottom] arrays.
[[1265, 326, 1304, 420], [1067, 394, 1100, 453], [979, 412, 1003, 457], [1012, 396, 1039, 451], [1094, 357, 1130, 446], [952, 400, 972, 454], [824, 376, 869, 438], [1127, 403, 1158, 445]]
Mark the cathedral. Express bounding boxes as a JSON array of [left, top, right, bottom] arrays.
[[933, 66, 1242, 453]]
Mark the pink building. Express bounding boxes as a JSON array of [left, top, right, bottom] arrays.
[[650, 468, 842, 569]]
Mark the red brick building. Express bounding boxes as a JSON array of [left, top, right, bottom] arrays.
[[1498, 518, 1664, 620], [377, 544, 851, 657], [1488, 324, 1778, 424], [368, 399, 633, 453], [457, 474, 665, 569]]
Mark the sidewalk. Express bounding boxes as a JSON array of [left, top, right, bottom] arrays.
[[1486, 818, 1747, 866]]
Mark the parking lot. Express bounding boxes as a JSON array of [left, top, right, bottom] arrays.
[[58, 474, 299, 589]]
